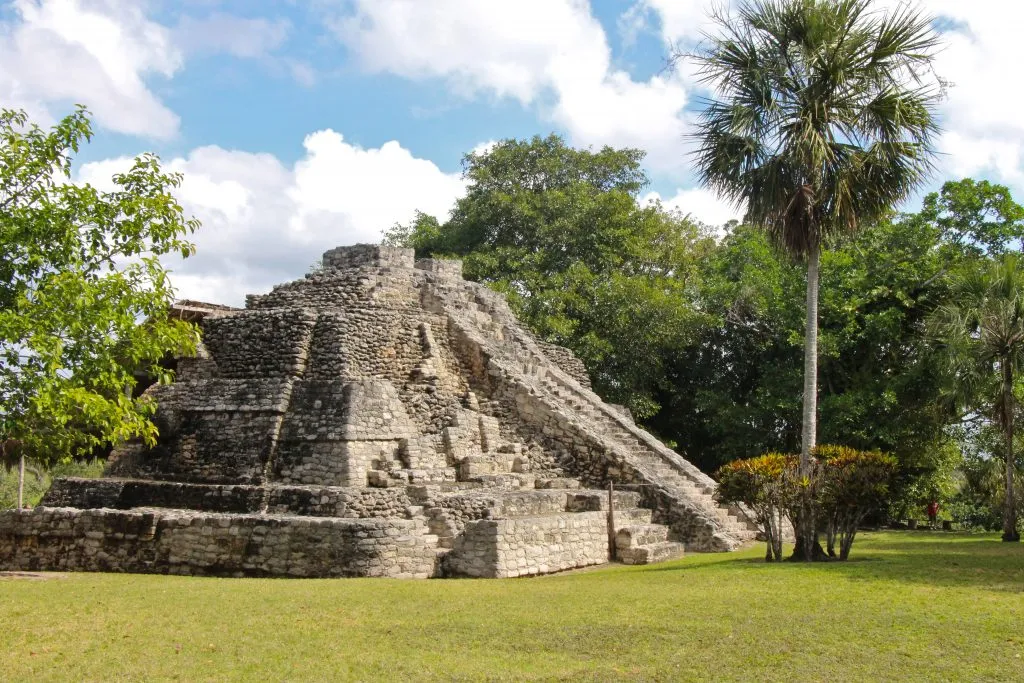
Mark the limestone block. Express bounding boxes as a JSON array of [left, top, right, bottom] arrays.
[[478, 415, 501, 453]]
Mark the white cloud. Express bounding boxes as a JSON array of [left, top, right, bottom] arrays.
[[470, 140, 498, 156], [633, 0, 717, 46], [644, 0, 1024, 197], [332, 0, 694, 172], [643, 187, 742, 229], [77, 133, 467, 306], [918, 1, 1024, 192], [0, 1, 312, 138], [287, 130, 466, 243], [0, 0, 182, 137], [333, 0, 594, 104], [174, 12, 290, 59]]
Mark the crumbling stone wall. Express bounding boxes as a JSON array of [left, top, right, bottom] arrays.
[[202, 309, 316, 379], [44, 478, 413, 518], [533, 339, 592, 390], [107, 408, 283, 485], [0, 508, 437, 578], [323, 244, 414, 270]]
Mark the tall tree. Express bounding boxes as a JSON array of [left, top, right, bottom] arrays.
[[931, 255, 1024, 542], [687, 0, 941, 558], [0, 107, 200, 509]]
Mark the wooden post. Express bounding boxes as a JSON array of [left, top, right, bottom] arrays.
[[607, 480, 616, 561], [17, 453, 25, 511]]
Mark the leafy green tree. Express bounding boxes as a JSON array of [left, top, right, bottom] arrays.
[[650, 224, 806, 466], [0, 107, 199, 509], [656, 213, 952, 471], [387, 135, 714, 418], [949, 424, 1022, 532], [917, 178, 1024, 258], [687, 0, 942, 558], [931, 255, 1024, 542]]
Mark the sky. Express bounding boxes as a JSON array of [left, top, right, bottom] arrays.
[[1, 0, 1022, 306]]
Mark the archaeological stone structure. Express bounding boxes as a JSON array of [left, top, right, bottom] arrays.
[[0, 245, 757, 578]]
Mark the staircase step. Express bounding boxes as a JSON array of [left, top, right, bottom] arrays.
[[464, 473, 536, 489], [618, 541, 685, 565], [534, 477, 580, 490], [615, 524, 669, 549], [613, 508, 653, 525], [566, 490, 641, 512]]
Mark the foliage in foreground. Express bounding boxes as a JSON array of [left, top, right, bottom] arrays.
[[715, 452, 795, 561], [816, 445, 898, 559], [0, 458, 104, 510], [0, 107, 199, 501]]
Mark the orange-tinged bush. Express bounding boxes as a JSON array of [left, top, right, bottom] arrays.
[[716, 446, 897, 562], [716, 453, 797, 561], [816, 445, 897, 560]]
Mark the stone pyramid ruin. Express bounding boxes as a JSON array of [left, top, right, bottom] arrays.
[[0, 245, 756, 578]]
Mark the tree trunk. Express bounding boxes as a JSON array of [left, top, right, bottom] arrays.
[[17, 453, 25, 511], [801, 243, 820, 465], [773, 508, 784, 561], [1002, 359, 1019, 542], [793, 244, 821, 561]]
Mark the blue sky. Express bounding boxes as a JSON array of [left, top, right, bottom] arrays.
[[2, 0, 1021, 305]]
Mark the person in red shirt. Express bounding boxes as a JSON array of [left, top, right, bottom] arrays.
[[927, 501, 939, 529]]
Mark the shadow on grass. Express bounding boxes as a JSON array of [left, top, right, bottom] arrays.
[[645, 532, 1024, 593]]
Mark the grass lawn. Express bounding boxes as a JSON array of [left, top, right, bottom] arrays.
[[1, 532, 1022, 682]]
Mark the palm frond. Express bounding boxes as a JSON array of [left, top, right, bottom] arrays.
[[688, 0, 942, 258]]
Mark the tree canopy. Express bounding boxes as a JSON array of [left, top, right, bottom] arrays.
[[930, 254, 1024, 541], [0, 106, 199, 499]]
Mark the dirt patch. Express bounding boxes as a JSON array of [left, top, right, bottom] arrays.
[[0, 571, 68, 581]]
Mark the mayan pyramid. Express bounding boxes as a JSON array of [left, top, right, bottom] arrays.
[[0, 245, 756, 578]]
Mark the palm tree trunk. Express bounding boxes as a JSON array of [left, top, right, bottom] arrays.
[[1002, 359, 1019, 542], [17, 453, 25, 511], [791, 243, 822, 561], [801, 244, 820, 464]]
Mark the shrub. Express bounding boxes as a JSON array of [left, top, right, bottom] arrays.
[[715, 453, 797, 561], [0, 457, 104, 509], [816, 446, 897, 560]]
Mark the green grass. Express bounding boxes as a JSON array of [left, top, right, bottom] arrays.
[[2, 532, 1022, 682]]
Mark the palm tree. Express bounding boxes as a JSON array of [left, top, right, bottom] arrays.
[[687, 0, 942, 559], [932, 255, 1024, 543]]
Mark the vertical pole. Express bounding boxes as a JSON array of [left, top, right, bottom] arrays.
[[18, 453, 25, 511], [607, 480, 616, 561]]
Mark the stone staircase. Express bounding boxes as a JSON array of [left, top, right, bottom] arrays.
[[566, 489, 686, 566], [540, 376, 756, 545], [409, 480, 684, 576], [427, 279, 759, 551]]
